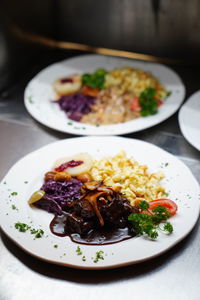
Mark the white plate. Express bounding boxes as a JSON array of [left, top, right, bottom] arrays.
[[178, 90, 200, 151], [0, 136, 199, 269], [24, 54, 185, 135]]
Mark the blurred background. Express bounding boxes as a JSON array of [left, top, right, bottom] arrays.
[[0, 0, 200, 93]]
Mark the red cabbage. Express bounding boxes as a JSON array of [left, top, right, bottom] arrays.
[[58, 93, 96, 121], [34, 178, 83, 215]]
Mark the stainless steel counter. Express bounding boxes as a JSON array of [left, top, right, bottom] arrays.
[[0, 56, 200, 300]]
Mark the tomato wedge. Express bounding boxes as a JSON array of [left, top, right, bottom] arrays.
[[130, 96, 141, 112], [143, 199, 178, 216]]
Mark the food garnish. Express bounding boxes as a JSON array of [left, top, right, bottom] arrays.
[[15, 222, 44, 238], [128, 200, 176, 239], [139, 87, 159, 116], [82, 69, 107, 90]]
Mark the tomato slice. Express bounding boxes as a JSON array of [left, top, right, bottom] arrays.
[[143, 199, 178, 216], [130, 96, 141, 112]]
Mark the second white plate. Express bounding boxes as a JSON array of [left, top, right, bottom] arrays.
[[24, 54, 185, 135]]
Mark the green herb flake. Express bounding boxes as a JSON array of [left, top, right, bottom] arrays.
[[28, 96, 34, 104], [11, 205, 18, 211], [82, 256, 86, 262], [15, 222, 30, 232], [67, 122, 73, 126], [54, 244, 58, 248], [166, 91, 172, 97], [15, 222, 44, 238], [11, 192, 18, 196], [93, 251, 104, 263], [76, 246, 83, 255], [24, 181, 28, 184]]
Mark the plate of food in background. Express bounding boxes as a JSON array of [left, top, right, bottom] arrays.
[[0, 136, 199, 269], [178, 90, 200, 151], [24, 54, 185, 135]]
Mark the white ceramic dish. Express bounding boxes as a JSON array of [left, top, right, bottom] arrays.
[[0, 136, 199, 269], [178, 90, 200, 151], [24, 54, 185, 135]]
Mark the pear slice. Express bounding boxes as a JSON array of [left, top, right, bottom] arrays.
[[53, 153, 93, 176], [53, 74, 81, 96]]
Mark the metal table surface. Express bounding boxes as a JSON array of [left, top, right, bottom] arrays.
[[0, 55, 200, 300]]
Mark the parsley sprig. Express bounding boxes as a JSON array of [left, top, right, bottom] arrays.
[[128, 201, 173, 239], [139, 87, 158, 116], [82, 69, 107, 90]]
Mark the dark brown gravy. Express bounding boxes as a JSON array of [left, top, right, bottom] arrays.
[[50, 214, 135, 245]]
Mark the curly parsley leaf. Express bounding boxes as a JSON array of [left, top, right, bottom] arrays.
[[163, 222, 173, 234], [128, 201, 173, 239], [82, 69, 107, 90], [139, 87, 158, 116]]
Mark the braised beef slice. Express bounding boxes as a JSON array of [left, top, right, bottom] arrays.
[[99, 195, 135, 228], [64, 212, 95, 235], [73, 198, 95, 219]]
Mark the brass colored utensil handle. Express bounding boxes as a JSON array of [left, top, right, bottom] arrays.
[[13, 25, 183, 65]]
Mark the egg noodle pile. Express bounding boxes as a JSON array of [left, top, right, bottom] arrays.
[[90, 151, 166, 206], [105, 66, 167, 99]]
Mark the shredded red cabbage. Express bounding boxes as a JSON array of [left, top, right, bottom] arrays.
[[34, 178, 83, 215], [58, 93, 96, 121]]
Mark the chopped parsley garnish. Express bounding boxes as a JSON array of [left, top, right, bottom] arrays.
[[54, 244, 58, 248], [11, 192, 18, 196], [67, 122, 73, 125], [24, 181, 28, 184], [28, 96, 34, 104], [15, 222, 44, 238], [166, 91, 172, 97], [93, 250, 104, 263], [139, 87, 158, 116], [30, 228, 44, 238], [11, 204, 18, 211], [76, 246, 83, 255], [15, 222, 30, 232], [128, 201, 173, 239], [82, 256, 86, 262]]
